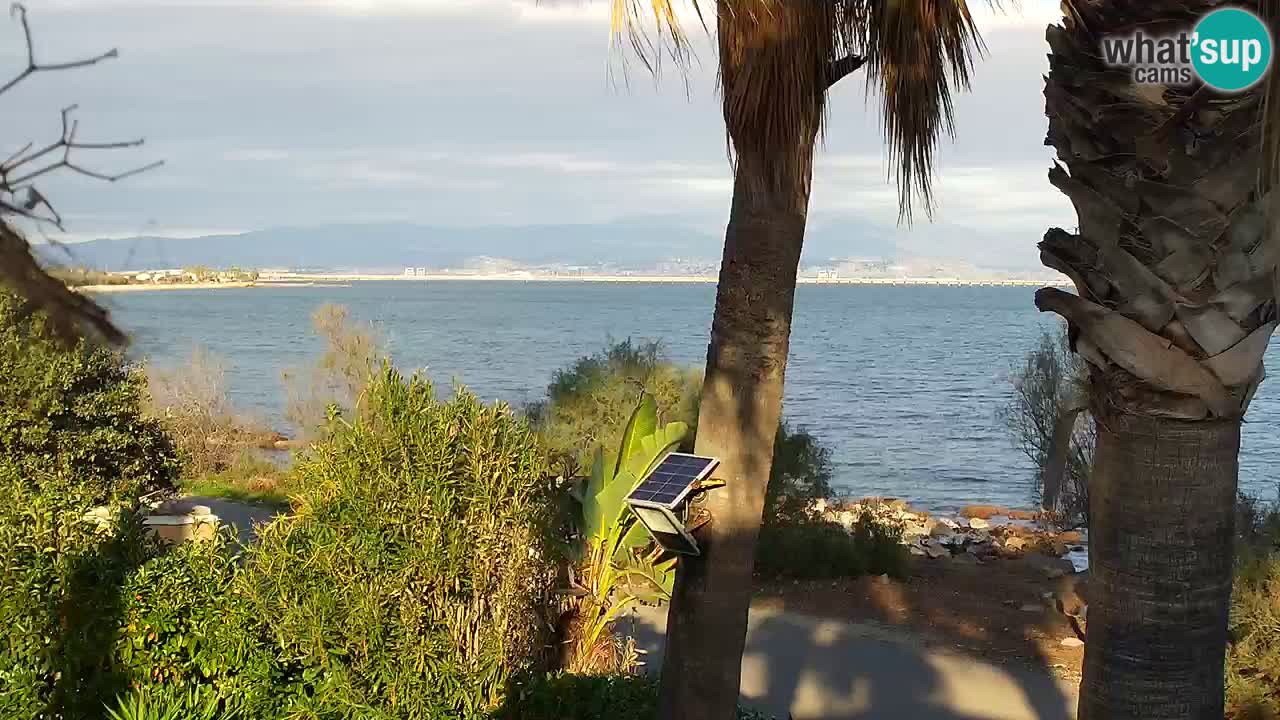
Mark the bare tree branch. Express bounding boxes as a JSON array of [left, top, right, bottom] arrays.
[[0, 4, 118, 98], [0, 3, 160, 344], [825, 54, 866, 90]]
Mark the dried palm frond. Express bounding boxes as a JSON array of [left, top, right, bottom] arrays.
[[1038, 0, 1280, 421], [611, 0, 989, 220]]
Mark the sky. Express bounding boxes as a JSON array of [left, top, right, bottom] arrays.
[[2, 0, 1075, 268]]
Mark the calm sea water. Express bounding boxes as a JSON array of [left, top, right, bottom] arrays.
[[101, 281, 1280, 512]]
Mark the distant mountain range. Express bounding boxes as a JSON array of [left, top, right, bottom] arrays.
[[34, 218, 1036, 273]]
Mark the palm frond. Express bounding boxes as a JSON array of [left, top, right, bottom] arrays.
[[613, 0, 989, 221], [861, 0, 986, 220]]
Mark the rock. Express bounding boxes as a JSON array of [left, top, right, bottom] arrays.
[[1059, 531, 1084, 544], [959, 504, 1008, 520], [1060, 637, 1085, 648], [1020, 604, 1043, 613], [903, 519, 933, 537], [1004, 536, 1028, 553], [1007, 509, 1040, 521], [876, 574, 892, 586], [923, 540, 949, 559], [836, 511, 857, 531], [937, 517, 960, 530], [909, 545, 928, 557], [930, 523, 957, 538], [1044, 567, 1066, 580], [968, 517, 991, 530], [951, 552, 981, 566]]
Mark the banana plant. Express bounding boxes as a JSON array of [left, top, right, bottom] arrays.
[[565, 393, 687, 671]]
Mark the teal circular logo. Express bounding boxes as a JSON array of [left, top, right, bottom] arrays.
[[1192, 8, 1273, 92]]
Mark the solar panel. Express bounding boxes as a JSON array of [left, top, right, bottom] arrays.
[[626, 453, 719, 509]]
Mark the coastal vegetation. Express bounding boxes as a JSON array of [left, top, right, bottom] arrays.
[[1001, 324, 1093, 528]]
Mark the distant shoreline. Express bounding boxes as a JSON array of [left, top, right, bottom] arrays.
[[79, 281, 258, 293], [77, 274, 1069, 292], [277, 273, 1067, 287]]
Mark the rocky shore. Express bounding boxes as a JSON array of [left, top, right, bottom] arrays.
[[816, 498, 1089, 575]]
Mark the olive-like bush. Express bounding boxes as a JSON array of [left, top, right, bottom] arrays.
[[239, 366, 560, 717]]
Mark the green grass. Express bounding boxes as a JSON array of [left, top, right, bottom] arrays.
[[178, 454, 291, 509]]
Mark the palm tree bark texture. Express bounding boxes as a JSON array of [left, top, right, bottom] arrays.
[[1037, 1, 1278, 717]]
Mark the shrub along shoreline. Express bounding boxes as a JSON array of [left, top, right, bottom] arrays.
[[2, 298, 1276, 719]]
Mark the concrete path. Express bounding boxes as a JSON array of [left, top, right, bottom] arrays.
[[155, 496, 282, 545], [625, 605, 1078, 720]]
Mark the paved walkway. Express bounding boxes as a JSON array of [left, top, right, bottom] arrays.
[[155, 496, 282, 545], [626, 605, 1078, 720]]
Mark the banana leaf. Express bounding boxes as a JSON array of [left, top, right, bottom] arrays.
[[614, 393, 658, 479]]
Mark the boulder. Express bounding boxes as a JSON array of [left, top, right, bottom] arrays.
[[968, 517, 991, 530], [1060, 637, 1085, 648], [930, 522, 957, 538], [923, 540, 949, 559], [1007, 509, 1040, 521], [1004, 536, 1029, 553]]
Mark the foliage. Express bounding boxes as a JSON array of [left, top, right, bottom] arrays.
[[282, 303, 385, 437], [0, 465, 145, 719], [529, 339, 699, 477], [145, 346, 274, 479], [494, 673, 775, 720], [1228, 493, 1280, 720], [562, 395, 686, 673], [1000, 325, 1093, 527], [239, 365, 559, 718], [765, 421, 835, 526], [533, 340, 834, 527], [113, 533, 283, 716], [178, 453, 290, 508], [49, 268, 131, 287], [0, 467, 278, 719], [755, 511, 908, 581], [0, 289, 179, 500], [105, 686, 243, 720]]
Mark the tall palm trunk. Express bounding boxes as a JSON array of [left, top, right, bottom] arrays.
[[1083, 411, 1240, 719], [659, 148, 815, 719], [658, 6, 823, 716], [1039, 2, 1277, 717]]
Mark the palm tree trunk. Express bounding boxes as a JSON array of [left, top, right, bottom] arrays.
[[1081, 409, 1240, 720], [1038, 2, 1277, 715], [658, 145, 812, 718]]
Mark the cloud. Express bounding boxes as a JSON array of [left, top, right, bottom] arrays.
[[8, 0, 1073, 271]]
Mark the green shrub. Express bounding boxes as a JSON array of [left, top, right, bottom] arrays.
[[238, 366, 559, 718], [1228, 495, 1280, 720], [0, 290, 179, 499], [1000, 326, 1092, 527], [755, 513, 908, 581], [532, 340, 834, 526], [765, 421, 834, 526], [529, 339, 700, 477], [0, 291, 183, 719], [494, 673, 775, 720], [114, 533, 285, 717], [0, 465, 148, 719]]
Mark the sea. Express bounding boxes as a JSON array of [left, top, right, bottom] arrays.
[[100, 281, 1280, 513]]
